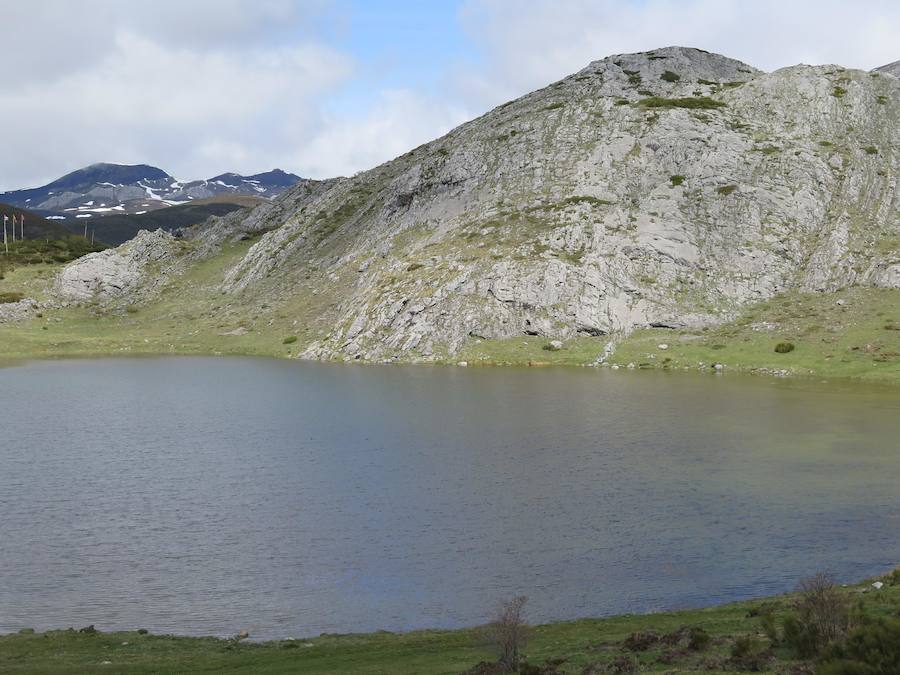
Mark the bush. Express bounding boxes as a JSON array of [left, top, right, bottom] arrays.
[[863, 146, 879, 155], [819, 619, 900, 674], [484, 596, 530, 671], [639, 96, 725, 109], [0, 292, 24, 304], [660, 70, 681, 82], [774, 341, 795, 353], [687, 627, 711, 651], [282, 336, 298, 345], [716, 184, 737, 195], [783, 572, 852, 658], [670, 175, 685, 186], [731, 636, 755, 659], [832, 87, 847, 98]]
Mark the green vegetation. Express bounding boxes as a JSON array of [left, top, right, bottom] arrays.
[[774, 341, 795, 353], [832, 87, 847, 98], [863, 145, 879, 155], [612, 287, 900, 383], [282, 336, 297, 345], [877, 95, 889, 105], [542, 102, 565, 111], [558, 195, 613, 208], [1, 571, 898, 673], [670, 175, 685, 186], [622, 69, 642, 85], [660, 70, 680, 82], [0, 237, 104, 280], [638, 96, 726, 109], [716, 184, 738, 195]]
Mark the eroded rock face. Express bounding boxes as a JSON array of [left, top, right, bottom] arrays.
[[55, 229, 178, 300], [874, 60, 900, 78], [210, 47, 900, 362]]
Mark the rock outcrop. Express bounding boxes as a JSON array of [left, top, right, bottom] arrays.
[[55, 229, 180, 300]]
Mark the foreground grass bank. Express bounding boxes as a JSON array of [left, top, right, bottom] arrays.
[[0, 244, 897, 384], [2, 573, 898, 674]]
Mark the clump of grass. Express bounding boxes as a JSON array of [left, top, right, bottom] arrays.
[[639, 96, 725, 109], [863, 145, 879, 155], [623, 69, 642, 85], [660, 70, 681, 82], [832, 87, 847, 98], [614, 99, 630, 106], [670, 175, 685, 186], [774, 341, 795, 353], [876, 95, 888, 105], [716, 184, 737, 195], [282, 336, 298, 345], [0, 291, 24, 304], [406, 262, 425, 271], [559, 195, 613, 208], [542, 102, 564, 111]]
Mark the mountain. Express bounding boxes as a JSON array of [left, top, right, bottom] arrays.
[[874, 59, 900, 78], [55, 47, 900, 365], [0, 163, 302, 216], [59, 195, 268, 246]]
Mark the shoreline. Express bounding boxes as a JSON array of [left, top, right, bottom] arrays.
[[2, 570, 897, 673]]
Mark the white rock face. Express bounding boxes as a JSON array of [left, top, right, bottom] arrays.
[[55, 229, 178, 300]]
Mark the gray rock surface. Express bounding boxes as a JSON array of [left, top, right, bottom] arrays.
[[874, 60, 900, 78], [55, 229, 180, 300]]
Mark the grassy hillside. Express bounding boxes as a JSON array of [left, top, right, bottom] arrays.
[[1, 571, 898, 674], [59, 196, 266, 245]]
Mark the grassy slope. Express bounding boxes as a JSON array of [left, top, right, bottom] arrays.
[[1, 577, 898, 674], [0, 240, 897, 384]]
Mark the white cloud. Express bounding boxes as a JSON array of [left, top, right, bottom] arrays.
[[1, 1, 897, 191], [294, 90, 470, 178], [456, 0, 900, 110]]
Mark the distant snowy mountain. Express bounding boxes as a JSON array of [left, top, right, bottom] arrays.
[[0, 163, 302, 217]]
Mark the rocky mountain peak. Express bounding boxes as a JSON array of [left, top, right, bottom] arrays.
[[874, 59, 900, 78]]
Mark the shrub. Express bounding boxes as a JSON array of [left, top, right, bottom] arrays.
[[818, 619, 900, 674], [670, 175, 685, 186], [660, 70, 681, 82], [774, 341, 795, 353], [688, 627, 711, 651], [716, 184, 737, 195], [282, 336, 298, 345], [783, 572, 852, 658], [731, 636, 755, 659], [639, 96, 725, 109], [832, 87, 847, 98], [876, 95, 888, 105], [484, 596, 530, 671], [0, 292, 24, 304], [863, 146, 879, 155], [760, 614, 779, 643]]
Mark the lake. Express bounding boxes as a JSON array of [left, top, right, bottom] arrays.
[[1, 358, 898, 640]]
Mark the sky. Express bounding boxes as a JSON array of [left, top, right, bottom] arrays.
[[1, 0, 898, 191]]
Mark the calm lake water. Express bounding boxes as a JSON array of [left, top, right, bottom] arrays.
[[1, 358, 899, 640]]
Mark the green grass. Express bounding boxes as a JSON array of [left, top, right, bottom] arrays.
[[2, 574, 898, 673], [638, 96, 726, 110], [670, 175, 685, 186], [612, 288, 900, 383]]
